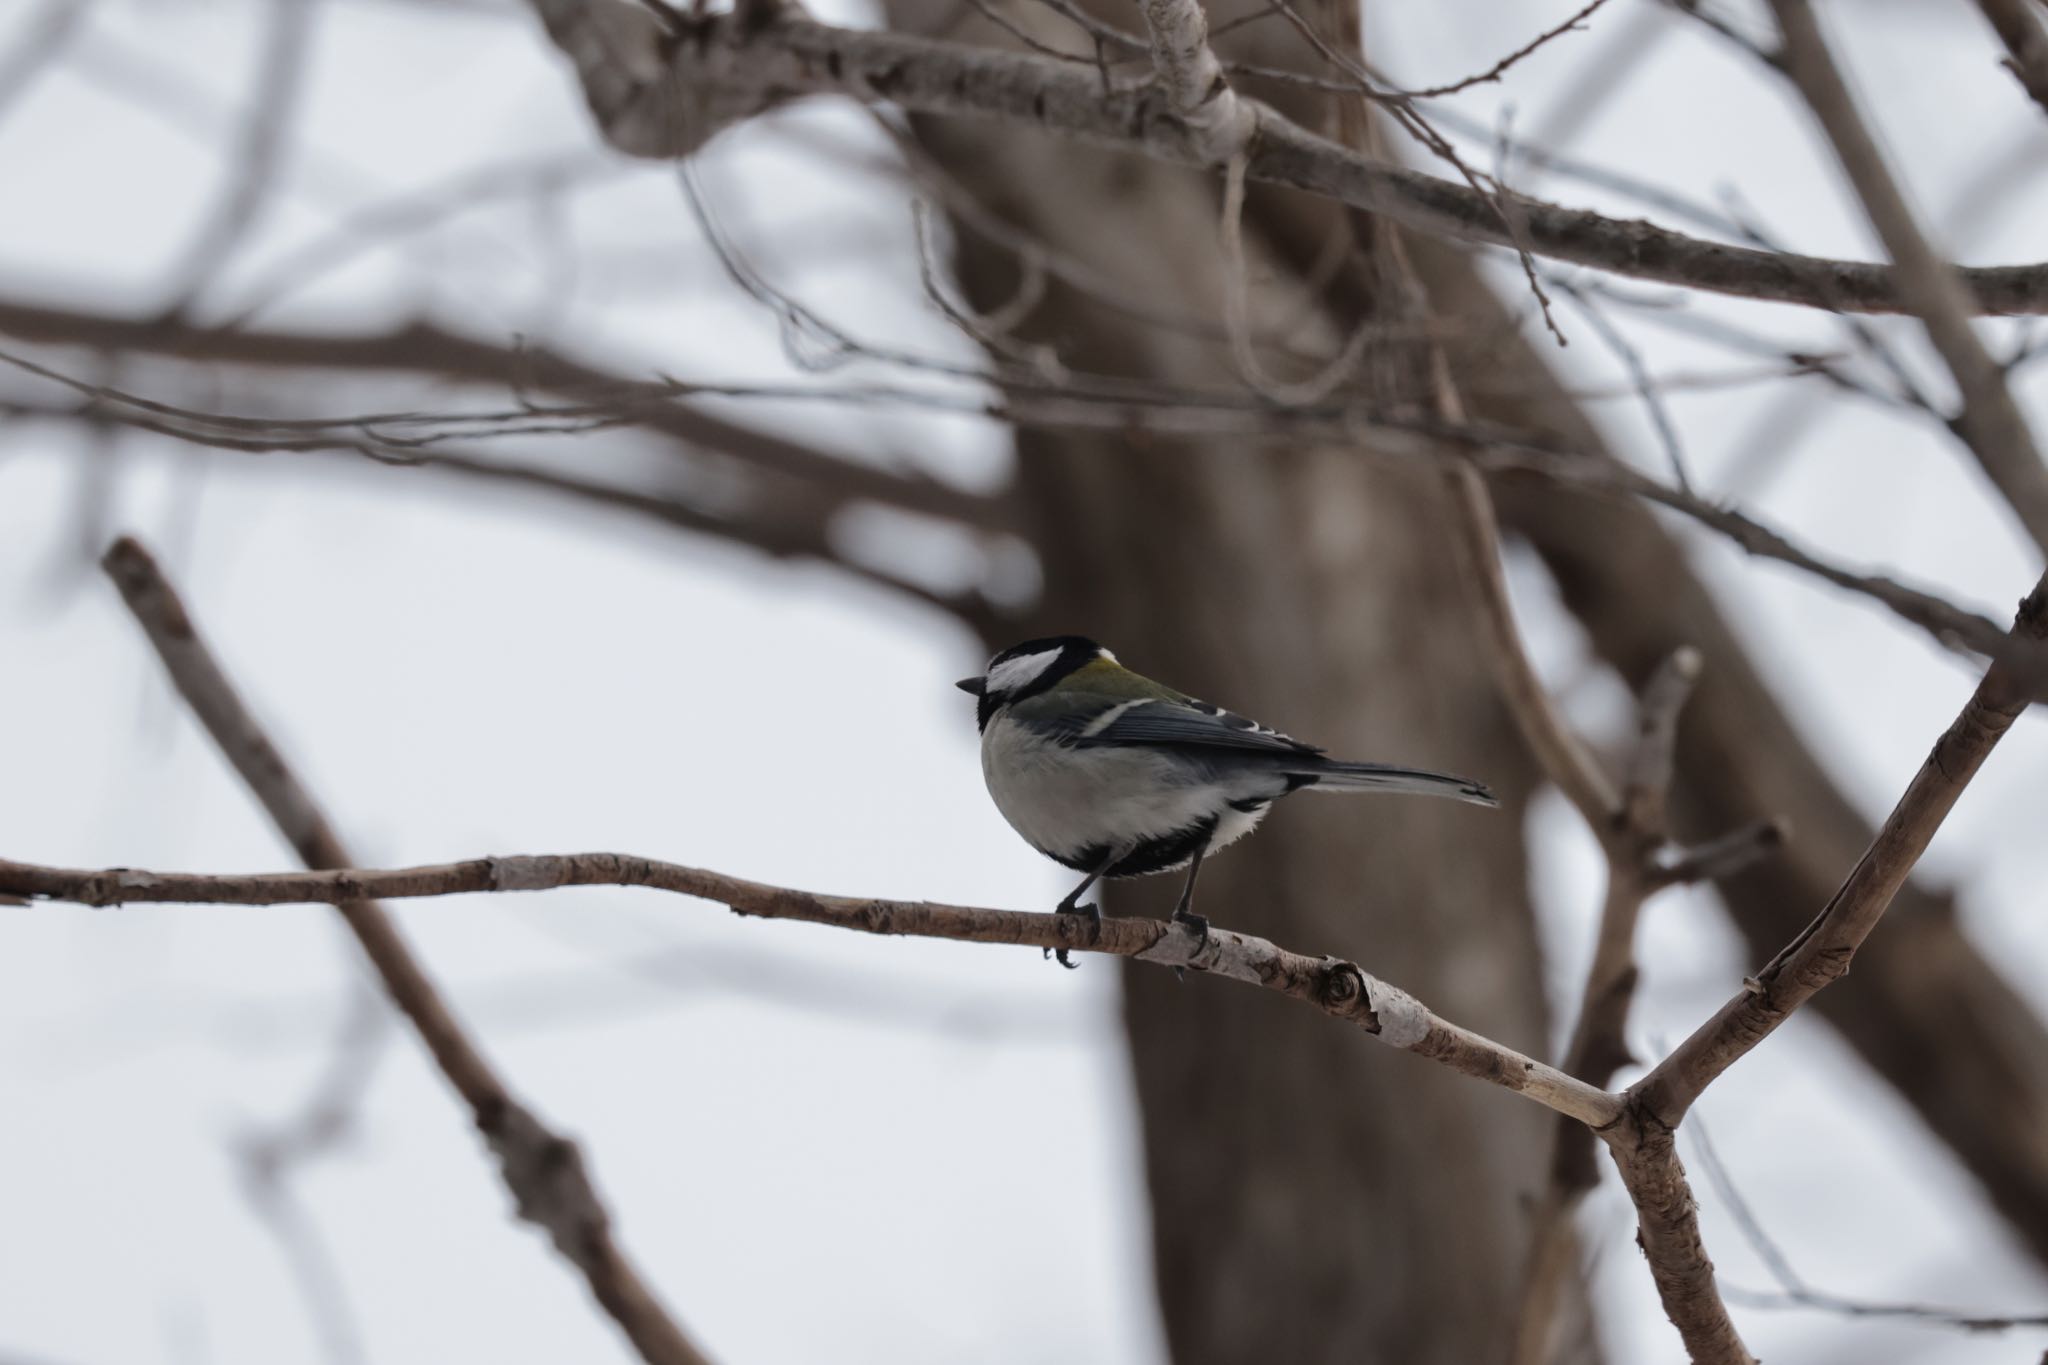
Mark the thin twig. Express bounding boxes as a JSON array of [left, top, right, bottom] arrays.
[[1401, 0, 1613, 100], [1692, 1117, 2048, 1334]]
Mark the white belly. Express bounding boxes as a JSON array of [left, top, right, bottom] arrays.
[[980, 714, 1274, 868]]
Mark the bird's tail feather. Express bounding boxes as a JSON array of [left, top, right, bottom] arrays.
[[1293, 760, 1497, 807]]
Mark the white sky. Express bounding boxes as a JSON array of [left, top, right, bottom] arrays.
[[3, 1, 2047, 1362]]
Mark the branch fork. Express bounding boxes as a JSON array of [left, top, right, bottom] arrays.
[[1137, 0, 1256, 163]]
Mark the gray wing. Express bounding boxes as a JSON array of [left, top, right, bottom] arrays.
[[1026, 693, 1325, 757]]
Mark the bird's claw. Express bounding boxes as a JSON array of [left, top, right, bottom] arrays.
[[1046, 900, 1103, 969], [1168, 908, 1209, 983]]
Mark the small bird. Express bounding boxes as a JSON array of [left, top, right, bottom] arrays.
[[958, 636, 1497, 966]]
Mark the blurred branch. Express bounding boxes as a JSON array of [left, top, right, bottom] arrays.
[[1621, 0, 2048, 1127], [521, 1, 2048, 314], [236, 980, 384, 1365], [1444, 467, 1615, 827], [1448, 463, 1772, 1365], [0, 848, 1622, 1128], [1349, 63, 1749, 1355], [1135, 0, 1255, 162], [94, 537, 716, 1365], [1692, 1117, 2048, 1335], [3, 303, 2031, 677], [0, 300, 1015, 533], [156, 0, 316, 316], [7, 391, 1005, 625], [1977, 0, 2048, 117], [1767, 0, 2048, 558]]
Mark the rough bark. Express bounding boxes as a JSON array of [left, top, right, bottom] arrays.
[[891, 6, 1572, 1360]]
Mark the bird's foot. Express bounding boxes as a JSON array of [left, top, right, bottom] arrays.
[[1045, 900, 1103, 969], [1168, 907, 1209, 983]]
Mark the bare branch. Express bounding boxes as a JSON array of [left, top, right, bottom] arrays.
[[1621, 0, 2048, 1134], [0, 848, 1623, 1129], [5, 300, 2030, 674], [1434, 298, 1750, 1364], [1768, 0, 2048, 557], [1136, 0, 1254, 161], [0, 298, 1016, 533], [1621, 645, 1703, 839], [1653, 819, 1784, 888], [1635, 575, 2048, 1126], [96, 538, 715, 1365], [1443, 464, 1615, 826], [1604, 1110, 1755, 1365], [1977, 0, 2048, 118], [7, 392, 1001, 626], [1399, 0, 1613, 100], [520, 2, 2048, 315], [1692, 1117, 2048, 1335], [156, 0, 315, 314]]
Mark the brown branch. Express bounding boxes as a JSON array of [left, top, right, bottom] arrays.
[[1634, 572, 2048, 1126], [10, 297, 2026, 674], [1501, 648, 1739, 1365], [1443, 464, 1616, 826], [1401, 0, 1614, 100], [1603, 1109, 1754, 1365], [1626, 1, 2048, 1131], [155, 0, 313, 315], [6, 393, 998, 627], [1977, 0, 2048, 118], [1426, 288, 1746, 1359], [96, 537, 715, 1365], [0, 299, 1015, 534], [1443, 417, 1750, 1364], [1767, 0, 2048, 557], [1135, 0, 1255, 162], [0, 849, 1623, 1129], [1435, 346, 1759, 1363], [519, 1, 2048, 314]]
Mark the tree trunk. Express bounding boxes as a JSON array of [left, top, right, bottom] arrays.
[[898, 23, 1576, 1348]]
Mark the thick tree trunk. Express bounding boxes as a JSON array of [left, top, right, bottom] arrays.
[[899, 25, 1575, 1349]]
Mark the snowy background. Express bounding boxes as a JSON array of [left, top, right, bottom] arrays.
[[3, 1, 2047, 1361]]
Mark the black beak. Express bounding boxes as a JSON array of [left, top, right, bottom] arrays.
[[955, 676, 986, 696]]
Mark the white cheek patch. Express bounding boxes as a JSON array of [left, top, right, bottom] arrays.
[[986, 647, 1064, 695]]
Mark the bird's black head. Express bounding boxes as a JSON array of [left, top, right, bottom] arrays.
[[955, 635, 1109, 731]]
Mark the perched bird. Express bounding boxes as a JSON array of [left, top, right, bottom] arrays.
[[957, 635, 1497, 966]]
